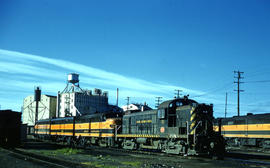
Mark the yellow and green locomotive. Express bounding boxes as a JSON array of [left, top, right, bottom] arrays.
[[214, 113, 270, 148], [35, 113, 121, 147], [35, 97, 225, 157]]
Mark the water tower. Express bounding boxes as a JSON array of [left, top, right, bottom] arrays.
[[61, 73, 83, 93], [68, 73, 79, 85]]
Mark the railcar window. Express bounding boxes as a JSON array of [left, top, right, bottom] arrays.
[[158, 109, 166, 119], [228, 121, 234, 125], [234, 120, 245, 125]]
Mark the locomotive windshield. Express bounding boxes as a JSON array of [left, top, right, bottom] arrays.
[[175, 101, 183, 107]]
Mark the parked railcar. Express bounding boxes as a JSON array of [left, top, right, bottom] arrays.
[[0, 110, 21, 147], [214, 113, 270, 148]]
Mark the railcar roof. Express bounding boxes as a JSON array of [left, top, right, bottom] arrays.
[[36, 118, 51, 123], [217, 113, 270, 121], [51, 117, 74, 121], [78, 113, 104, 118], [0, 110, 21, 116]]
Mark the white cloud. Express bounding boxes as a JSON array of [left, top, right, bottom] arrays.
[[0, 49, 210, 112]]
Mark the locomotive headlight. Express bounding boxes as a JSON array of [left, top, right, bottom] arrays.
[[210, 142, 215, 149]]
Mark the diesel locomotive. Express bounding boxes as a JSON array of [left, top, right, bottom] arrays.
[[35, 97, 225, 157], [214, 113, 270, 148]]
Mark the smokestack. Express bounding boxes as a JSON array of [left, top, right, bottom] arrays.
[[34, 86, 41, 125]]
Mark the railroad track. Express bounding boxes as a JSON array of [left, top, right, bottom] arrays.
[[23, 139, 270, 167], [1, 147, 88, 168], [88, 145, 270, 167], [225, 151, 270, 167], [224, 146, 270, 166], [88, 144, 270, 166], [24, 139, 218, 160], [32, 139, 171, 158], [226, 157, 270, 167]]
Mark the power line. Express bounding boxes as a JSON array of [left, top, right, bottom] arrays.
[[242, 92, 270, 95], [191, 82, 233, 98], [215, 103, 270, 107], [245, 80, 270, 83], [234, 70, 244, 116], [245, 68, 270, 78]]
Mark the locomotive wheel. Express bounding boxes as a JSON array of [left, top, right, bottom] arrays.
[[209, 139, 225, 160], [122, 139, 137, 150]]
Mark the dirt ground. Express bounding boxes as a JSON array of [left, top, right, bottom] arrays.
[[0, 141, 269, 168], [0, 148, 50, 168]]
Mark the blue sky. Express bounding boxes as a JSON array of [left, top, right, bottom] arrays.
[[0, 0, 270, 117]]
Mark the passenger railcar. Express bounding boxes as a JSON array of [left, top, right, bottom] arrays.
[[214, 113, 270, 148]]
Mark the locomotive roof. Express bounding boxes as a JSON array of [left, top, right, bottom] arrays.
[[123, 109, 157, 117], [36, 118, 51, 123], [51, 117, 74, 121], [158, 98, 198, 109], [37, 112, 120, 123]]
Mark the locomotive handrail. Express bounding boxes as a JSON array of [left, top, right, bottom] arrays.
[[193, 121, 202, 145], [110, 124, 122, 141], [186, 121, 189, 145]]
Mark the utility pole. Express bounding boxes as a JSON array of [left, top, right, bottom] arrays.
[[234, 71, 244, 116], [126, 97, 130, 110], [175, 89, 182, 98], [116, 88, 119, 106], [155, 97, 163, 108], [225, 92, 228, 118]]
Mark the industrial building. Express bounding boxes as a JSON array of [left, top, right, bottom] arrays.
[[22, 94, 57, 126], [122, 103, 152, 112], [57, 73, 110, 117]]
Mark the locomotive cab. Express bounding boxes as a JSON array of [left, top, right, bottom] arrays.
[[157, 97, 199, 136]]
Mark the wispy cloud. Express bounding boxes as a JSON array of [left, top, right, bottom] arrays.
[[0, 49, 212, 112]]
